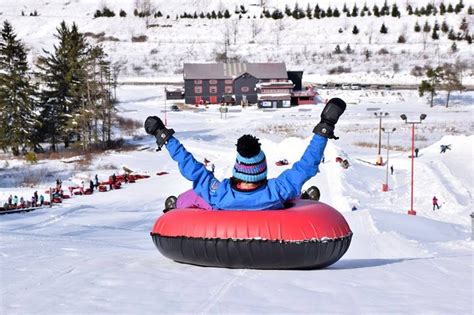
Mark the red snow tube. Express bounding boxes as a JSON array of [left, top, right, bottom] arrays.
[[151, 200, 352, 269]]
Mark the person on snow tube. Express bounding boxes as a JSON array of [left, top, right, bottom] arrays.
[[145, 98, 346, 212]]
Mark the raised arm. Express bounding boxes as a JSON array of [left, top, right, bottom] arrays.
[[274, 98, 346, 200], [144, 116, 218, 203]]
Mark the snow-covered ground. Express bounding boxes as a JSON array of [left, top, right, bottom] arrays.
[[1, 86, 473, 314], [1, 0, 473, 84]]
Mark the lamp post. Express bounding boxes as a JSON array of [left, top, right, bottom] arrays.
[[164, 87, 168, 126], [381, 127, 396, 192], [400, 113, 427, 215], [374, 112, 389, 165]]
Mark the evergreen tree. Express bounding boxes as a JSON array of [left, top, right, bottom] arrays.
[[419, 67, 442, 107], [441, 20, 449, 32], [352, 25, 359, 34], [448, 28, 456, 40], [334, 44, 342, 54], [314, 5, 321, 19], [454, 0, 464, 13], [224, 9, 231, 18], [398, 35, 406, 43], [440, 3, 446, 15], [407, 4, 414, 15], [272, 9, 283, 19], [432, 28, 439, 40], [0, 21, 39, 155], [119, 9, 127, 17], [342, 3, 348, 13], [380, 23, 388, 34], [468, 6, 473, 14], [451, 42, 457, 52], [285, 5, 292, 16], [391, 3, 401, 18], [306, 4, 313, 19], [466, 34, 472, 44], [373, 5, 380, 17], [381, 0, 390, 16], [426, 4, 434, 16], [37, 22, 88, 151], [333, 8, 340, 17], [423, 21, 431, 33], [326, 6, 332, 18], [414, 21, 421, 32], [351, 4, 359, 17], [345, 44, 352, 53], [447, 4, 454, 13]]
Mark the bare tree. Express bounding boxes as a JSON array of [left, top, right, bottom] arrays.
[[217, 24, 231, 62], [442, 63, 464, 108], [275, 19, 285, 45], [367, 22, 374, 44], [135, 0, 155, 27], [231, 19, 239, 45], [251, 19, 262, 41]]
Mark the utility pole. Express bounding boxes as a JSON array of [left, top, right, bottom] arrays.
[[381, 128, 396, 192], [374, 112, 389, 165], [400, 113, 427, 215]]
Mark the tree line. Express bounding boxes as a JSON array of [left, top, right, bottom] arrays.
[[0, 21, 117, 156]]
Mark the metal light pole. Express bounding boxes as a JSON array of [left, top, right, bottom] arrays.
[[381, 127, 396, 192], [400, 113, 427, 215], [374, 112, 389, 165], [164, 87, 168, 126]]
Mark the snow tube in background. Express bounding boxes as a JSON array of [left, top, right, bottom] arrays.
[[150, 200, 352, 269]]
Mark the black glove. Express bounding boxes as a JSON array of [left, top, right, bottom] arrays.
[[313, 98, 346, 139], [144, 116, 175, 151]]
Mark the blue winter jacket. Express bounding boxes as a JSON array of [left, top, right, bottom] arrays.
[[165, 134, 327, 210]]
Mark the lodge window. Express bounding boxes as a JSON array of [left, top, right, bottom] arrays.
[[225, 79, 233, 84], [241, 86, 250, 92], [209, 86, 217, 93], [194, 86, 202, 94], [225, 86, 233, 94], [194, 80, 202, 84], [209, 79, 218, 85]]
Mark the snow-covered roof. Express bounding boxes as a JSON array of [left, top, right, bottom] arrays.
[[183, 63, 287, 80]]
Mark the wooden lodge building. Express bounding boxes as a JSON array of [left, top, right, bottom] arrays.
[[182, 63, 315, 108]]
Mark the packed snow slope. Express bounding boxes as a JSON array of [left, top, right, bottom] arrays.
[[0, 0, 473, 84], [1, 87, 472, 314]]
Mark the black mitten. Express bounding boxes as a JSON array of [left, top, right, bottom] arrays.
[[313, 98, 346, 139], [144, 116, 175, 150], [144, 116, 165, 136]]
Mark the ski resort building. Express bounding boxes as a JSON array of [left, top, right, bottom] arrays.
[[183, 63, 308, 107]]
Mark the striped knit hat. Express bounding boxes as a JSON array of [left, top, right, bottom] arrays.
[[232, 135, 267, 183]]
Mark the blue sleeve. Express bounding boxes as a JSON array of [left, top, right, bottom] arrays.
[[165, 136, 219, 204], [273, 134, 327, 200]]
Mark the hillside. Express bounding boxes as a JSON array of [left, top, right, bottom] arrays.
[[1, 86, 473, 314], [1, 0, 473, 84]]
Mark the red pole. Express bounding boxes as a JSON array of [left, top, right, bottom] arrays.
[[408, 123, 416, 215]]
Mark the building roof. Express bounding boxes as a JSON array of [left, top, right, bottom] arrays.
[[183, 63, 287, 80]]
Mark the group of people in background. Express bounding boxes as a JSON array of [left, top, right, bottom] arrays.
[[3, 191, 45, 210]]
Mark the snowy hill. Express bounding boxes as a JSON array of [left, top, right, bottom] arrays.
[[1, 86, 473, 313], [0, 0, 473, 84]]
